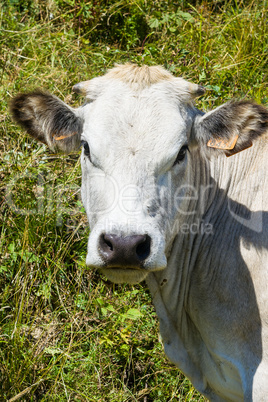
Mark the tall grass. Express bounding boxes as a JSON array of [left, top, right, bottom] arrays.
[[0, 0, 267, 400]]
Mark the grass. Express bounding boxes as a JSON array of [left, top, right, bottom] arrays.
[[0, 0, 267, 400]]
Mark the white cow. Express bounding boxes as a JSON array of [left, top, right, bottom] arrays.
[[11, 64, 268, 401]]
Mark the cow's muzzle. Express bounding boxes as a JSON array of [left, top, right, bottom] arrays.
[[99, 233, 151, 268]]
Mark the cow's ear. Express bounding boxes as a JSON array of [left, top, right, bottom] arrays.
[[10, 91, 82, 153], [192, 101, 268, 157]]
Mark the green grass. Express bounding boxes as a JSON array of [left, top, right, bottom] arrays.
[[0, 0, 267, 400]]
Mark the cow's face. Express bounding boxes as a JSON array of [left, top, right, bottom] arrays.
[[79, 78, 198, 283], [11, 64, 267, 284]]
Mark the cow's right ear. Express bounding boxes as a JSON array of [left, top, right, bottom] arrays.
[[10, 91, 82, 153]]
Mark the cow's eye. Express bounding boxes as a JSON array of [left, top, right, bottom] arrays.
[[173, 145, 189, 165], [81, 140, 90, 158]]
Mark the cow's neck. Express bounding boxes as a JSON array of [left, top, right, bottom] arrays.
[[146, 143, 265, 399], [146, 229, 211, 395]]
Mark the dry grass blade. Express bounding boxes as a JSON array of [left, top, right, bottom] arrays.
[[8, 379, 44, 402]]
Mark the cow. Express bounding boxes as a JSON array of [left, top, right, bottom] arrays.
[[11, 64, 268, 401]]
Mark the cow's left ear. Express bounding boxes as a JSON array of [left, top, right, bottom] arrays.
[[10, 90, 83, 154], [192, 101, 268, 157]]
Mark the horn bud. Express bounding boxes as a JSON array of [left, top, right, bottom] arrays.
[[72, 80, 91, 95], [196, 85, 206, 96], [189, 83, 206, 97]]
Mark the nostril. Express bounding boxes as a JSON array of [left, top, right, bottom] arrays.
[[136, 235, 151, 261], [100, 234, 114, 255], [105, 239, 113, 251]]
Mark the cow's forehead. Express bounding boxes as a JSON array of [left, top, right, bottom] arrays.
[[80, 80, 195, 170]]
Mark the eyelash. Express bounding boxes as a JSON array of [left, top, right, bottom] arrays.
[[173, 145, 189, 166], [81, 140, 90, 159]]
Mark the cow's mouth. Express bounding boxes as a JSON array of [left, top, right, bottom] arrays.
[[100, 266, 149, 284]]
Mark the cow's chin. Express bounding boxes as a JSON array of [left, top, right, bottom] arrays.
[[100, 268, 149, 284]]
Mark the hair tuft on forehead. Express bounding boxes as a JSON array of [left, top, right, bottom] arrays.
[[105, 63, 174, 89]]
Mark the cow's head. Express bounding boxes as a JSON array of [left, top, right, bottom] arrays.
[[11, 64, 268, 284]]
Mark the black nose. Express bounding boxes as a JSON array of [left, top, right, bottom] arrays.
[[99, 234, 151, 267]]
